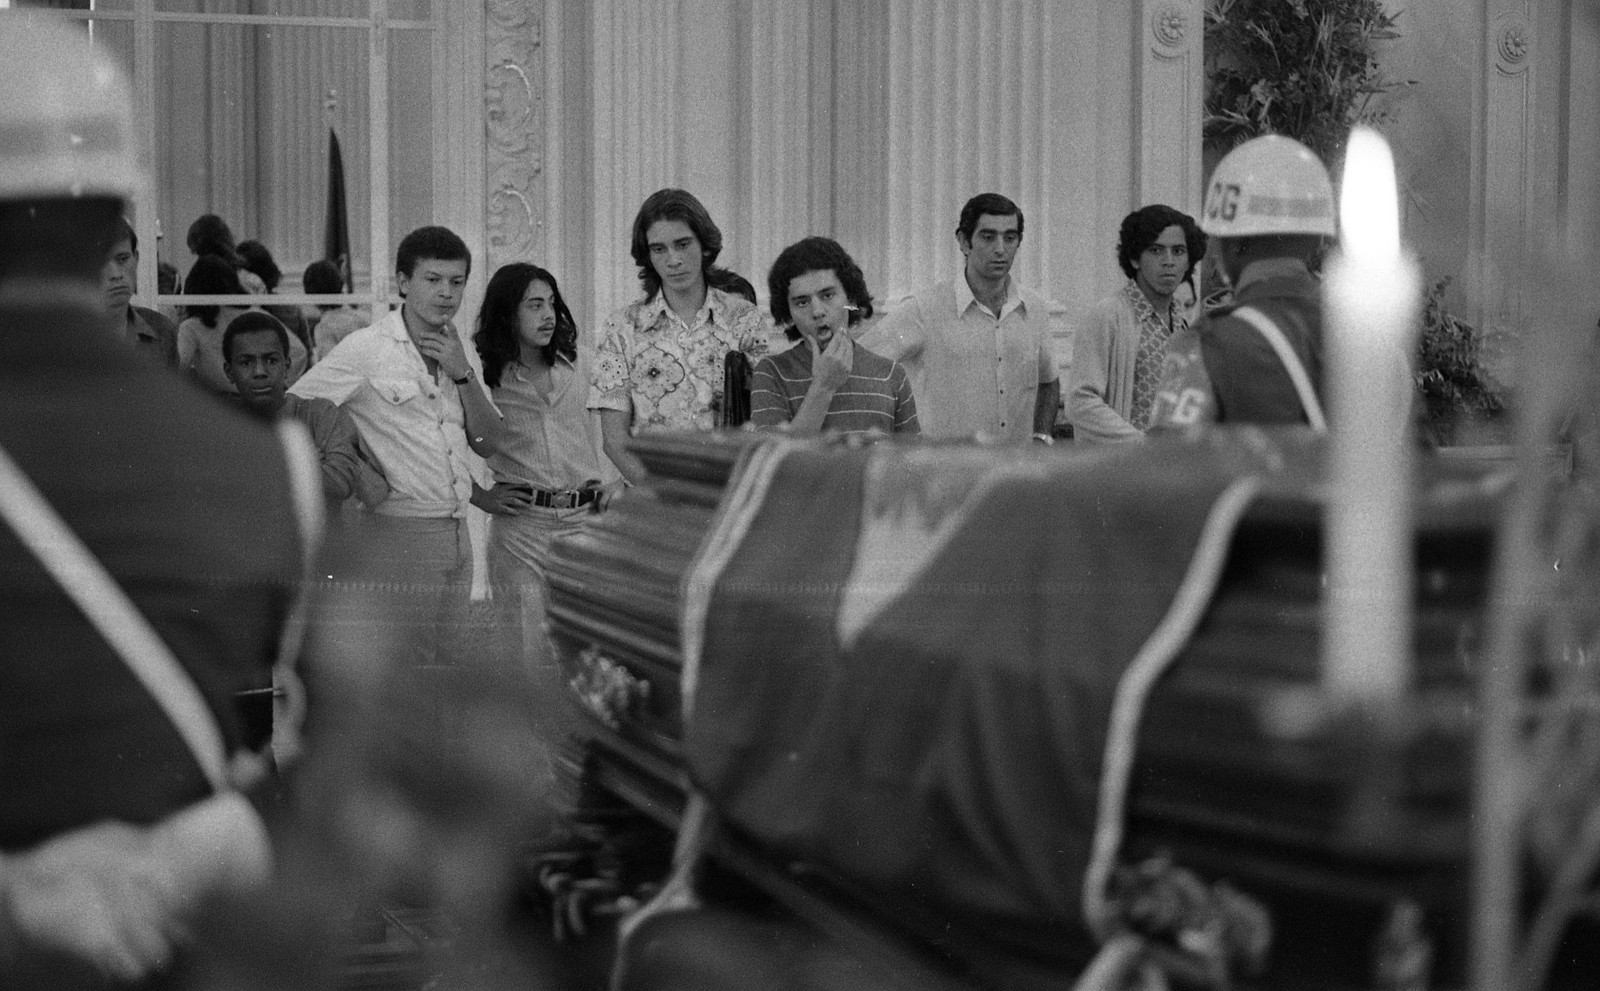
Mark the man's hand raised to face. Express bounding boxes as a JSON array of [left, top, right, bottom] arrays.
[[810, 332, 853, 394], [416, 325, 472, 382]]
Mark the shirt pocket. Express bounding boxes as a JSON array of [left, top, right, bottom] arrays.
[[371, 376, 423, 405]]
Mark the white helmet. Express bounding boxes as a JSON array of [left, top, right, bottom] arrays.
[[1201, 134, 1335, 238], [0, 14, 142, 202]]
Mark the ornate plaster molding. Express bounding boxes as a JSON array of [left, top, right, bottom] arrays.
[[1494, 11, 1532, 74], [486, 0, 543, 267], [1150, 1, 1191, 53]]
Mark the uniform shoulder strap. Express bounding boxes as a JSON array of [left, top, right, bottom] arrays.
[[1230, 305, 1328, 433], [0, 444, 229, 791]]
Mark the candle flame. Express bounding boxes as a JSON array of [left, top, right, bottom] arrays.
[[1339, 127, 1401, 260]]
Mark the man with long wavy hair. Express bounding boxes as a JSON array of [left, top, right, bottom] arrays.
[[587, 188, 771, 483]]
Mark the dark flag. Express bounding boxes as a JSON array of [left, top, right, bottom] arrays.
[[323, 127, 352, 291]]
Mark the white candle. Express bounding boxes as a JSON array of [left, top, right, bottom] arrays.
[[1322, 127, 1423, 705]]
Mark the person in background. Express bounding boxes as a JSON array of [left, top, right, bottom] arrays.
[[303, 258, 369, 362], [223, 310, 388, 517], [237, 239, 314, 361], [99, 216, 178, 368], [474, 262, 619, 725], [588, 188, 772, 484], [178, 255, 308, 394], [178, 255, 254, 395], [1149, 135, 1336, 429], [752, 236, 918, 437], [857, 192, 1059, 443], [707, 267, 759, 307], [1068, 204, 1205, 443], [186, 212, 252, 281]]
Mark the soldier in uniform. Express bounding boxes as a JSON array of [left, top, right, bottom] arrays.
[[0, 15, 316, 987], [1149, 135, 1337, 430]]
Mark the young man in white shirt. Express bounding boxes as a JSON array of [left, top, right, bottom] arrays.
[[291, 225, 508, 670], [857, 193, 1060, 443]]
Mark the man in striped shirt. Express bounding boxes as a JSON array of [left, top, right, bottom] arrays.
[[750, 237, 919, 438]]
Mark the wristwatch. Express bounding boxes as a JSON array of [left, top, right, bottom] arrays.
[[451, 370, 473, 385]]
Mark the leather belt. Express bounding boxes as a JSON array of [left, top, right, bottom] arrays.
[[532, 487, 596, 509]]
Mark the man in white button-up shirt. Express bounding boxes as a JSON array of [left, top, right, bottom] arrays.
[[291, 226, 507, 671], [858, 193, 1060, 443]]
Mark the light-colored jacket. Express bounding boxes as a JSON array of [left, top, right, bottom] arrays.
[[1067, 291, 1143, 443]]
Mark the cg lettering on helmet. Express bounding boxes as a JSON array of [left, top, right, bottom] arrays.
[[1206, 182, 1242, 222]]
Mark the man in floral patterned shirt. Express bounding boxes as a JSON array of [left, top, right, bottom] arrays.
[[588, 188, 771, 484]]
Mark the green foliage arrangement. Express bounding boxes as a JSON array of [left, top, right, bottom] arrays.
[[1414, 278, 1506, 446], [1203, 0, 1411, 165]]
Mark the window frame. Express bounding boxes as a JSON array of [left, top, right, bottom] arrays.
[[56, 0, 438, 314]]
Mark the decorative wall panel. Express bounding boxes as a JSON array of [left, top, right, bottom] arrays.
[[1476, 0, 1536, 373], [487, 0, 545, 273], [1137, 0, 1202, 216]]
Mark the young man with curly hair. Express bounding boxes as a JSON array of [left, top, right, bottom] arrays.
[[751, 236, 918, 437], [1068, 203, 1206, 443]]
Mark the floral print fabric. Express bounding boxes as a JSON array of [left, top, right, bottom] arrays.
[[1124, 280, 1185, 431], [588, 288, 771, 431]]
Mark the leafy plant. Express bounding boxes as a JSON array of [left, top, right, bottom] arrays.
[[1204, 0, 1412, 166], [1414, 278, 1506, 446]]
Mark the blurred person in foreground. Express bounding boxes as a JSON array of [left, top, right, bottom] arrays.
[[0, 14, 317, 987]]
